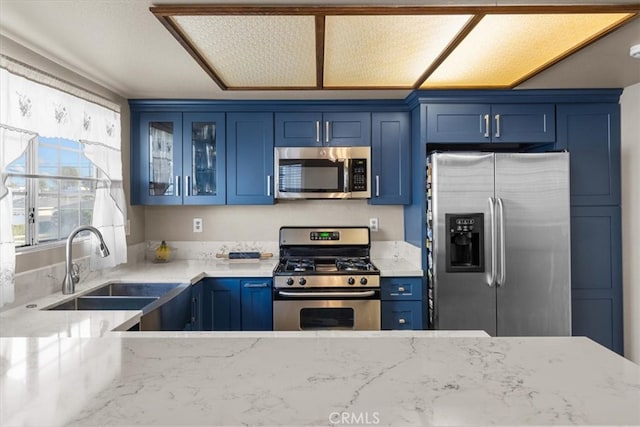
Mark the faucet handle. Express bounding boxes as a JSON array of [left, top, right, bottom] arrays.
[[71, 263, 80, 285]]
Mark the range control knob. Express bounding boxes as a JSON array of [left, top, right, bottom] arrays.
[[286, 278, 294, 286], [299, 277, 307, 286], [360, 277, 368, 285], [347, 277, 355, 285]]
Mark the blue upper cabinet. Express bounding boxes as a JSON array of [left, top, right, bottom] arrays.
[[226, 112, 275, 204], [426, 103, 555, 143], [132, 111, 226, 205], [370, 112, 412, 205], [182, 112, 226, 205], [275, 112, 371, 146], [556, 103, 621, 206]]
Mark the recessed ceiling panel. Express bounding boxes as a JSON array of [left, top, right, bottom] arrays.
[[324, 15, 472, 87], [421, 13, 634, 88], [173, 15, 317, 88]]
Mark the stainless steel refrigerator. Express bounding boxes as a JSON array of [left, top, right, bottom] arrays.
[[426, 152, 571, 336]]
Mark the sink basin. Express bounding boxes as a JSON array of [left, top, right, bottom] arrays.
[[84, 282, 184, 297], [44, 281, 192, 331], [48, 296, 159, 311]]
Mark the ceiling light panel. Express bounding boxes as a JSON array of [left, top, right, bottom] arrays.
[[173, 15, 317, 88], [421, 13, 634, 88], [324, 15, 472, 87]]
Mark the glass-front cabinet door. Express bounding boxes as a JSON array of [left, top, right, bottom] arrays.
[[182, 112, 226, 205], [136, 112, 182, 205]]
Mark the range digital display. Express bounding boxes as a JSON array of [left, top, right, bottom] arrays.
[[310, 231, 340, 241]]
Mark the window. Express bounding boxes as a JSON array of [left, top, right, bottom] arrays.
[[6, 137, 101, 247]]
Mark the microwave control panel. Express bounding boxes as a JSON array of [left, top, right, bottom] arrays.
[[350, 159, 368, 191]]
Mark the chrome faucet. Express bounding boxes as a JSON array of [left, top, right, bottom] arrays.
[[62, 225, 110, 294]]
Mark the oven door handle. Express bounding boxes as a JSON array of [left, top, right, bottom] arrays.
[[277, 290, 377, 298]]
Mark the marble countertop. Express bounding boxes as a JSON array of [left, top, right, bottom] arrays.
[[1, 255, 422, 338], [1, 333, 639, 426]]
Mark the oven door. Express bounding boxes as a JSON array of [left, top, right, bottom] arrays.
[[273, 289, 381, 330]]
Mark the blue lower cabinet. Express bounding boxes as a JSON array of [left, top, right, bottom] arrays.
[[188, 281, 204, 331], [240, 279, 273, 331], [381, 301, 423, 330], [380, 277, 423, 330], [202, 278, 242, 331]]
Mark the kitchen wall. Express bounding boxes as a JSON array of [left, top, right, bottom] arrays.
[[145, 202, 405, 242], [621, 82, 640, 365]]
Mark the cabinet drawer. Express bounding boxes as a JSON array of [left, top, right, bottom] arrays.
[[381, 277, 423, 300], [381, 300, 423, 330]]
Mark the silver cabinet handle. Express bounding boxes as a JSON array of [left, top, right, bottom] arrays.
[[495, 114, 501, 138], [398, 318, 406, 324], [185, 175, 191, 197], [325, 121, 330, 144], [375, 175, 380, 197], [175, 175, 181, 197], [497, 197, 506, 287], [398, 286, 405, 292], [483, 114, 490, 138], [278, 290, 375, 298], [244, 283, 269, 288], [488, 197, 497, 287], [316, 121, 320, 143], [267, 175, 272, 197]]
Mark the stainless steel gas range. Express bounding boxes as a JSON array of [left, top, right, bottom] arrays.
[[273, 226, 381, 331]]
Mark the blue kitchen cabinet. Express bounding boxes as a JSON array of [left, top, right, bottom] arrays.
[[226, 112, 274, 204], [370, 112, 411, 205], [131, 112, 226, 205], [274, 112, 371, 146], [188, 281, 204, 331], [240, 279, 273, 331], [556, 103, 621, 206], [380, 277, 423, 330], [202, 278, 242, 331], [426, 103, 555, 143], [570, 206, 622, 354]]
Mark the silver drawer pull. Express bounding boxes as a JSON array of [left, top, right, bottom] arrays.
[[398, 287, 405, 292], [398, 318, 406, 324]]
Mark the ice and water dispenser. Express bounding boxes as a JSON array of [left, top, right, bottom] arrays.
[[445, 213, 484, 273]]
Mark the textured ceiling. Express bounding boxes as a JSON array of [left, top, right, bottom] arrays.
[[0, 1, 639, 99]]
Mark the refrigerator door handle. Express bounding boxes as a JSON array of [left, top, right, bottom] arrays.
[[497, 197, 506, 287], [488, 197, 497, 287]]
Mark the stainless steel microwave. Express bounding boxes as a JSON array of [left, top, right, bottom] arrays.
[[274, 146, 371, 199]]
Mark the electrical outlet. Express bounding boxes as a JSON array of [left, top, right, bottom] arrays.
[[369, 217, 379, 232], [193, 218, 203, 233]]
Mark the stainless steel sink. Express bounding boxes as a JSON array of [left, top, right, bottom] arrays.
[[44, 281, 192, 331], [48, 295, 159, 311]]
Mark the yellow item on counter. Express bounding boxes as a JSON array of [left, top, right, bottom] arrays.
[[155, 240, 171, 262]]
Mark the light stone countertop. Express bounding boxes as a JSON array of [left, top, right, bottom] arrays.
[[1, 333, 639, 427], [1, 254, 422, 338]]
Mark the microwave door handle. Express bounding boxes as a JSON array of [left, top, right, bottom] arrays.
[[344, 159, 350, 193]]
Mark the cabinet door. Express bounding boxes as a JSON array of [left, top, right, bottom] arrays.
[[556, 104, 621, 206], [381, 300, 423, 330], [202, 279, 241, 331], [275, 112, 322, 147], [492, 104, 555, 143], [182, 113, 226, 205], [426, 104, 490, 143], [241, 279, 273, 331], [370, 112, 411, 205], [189, 282, 204, 331], [134, 112, 183, 205], [226, 112, 274, 204], [570, 206, 622, 354], [323, 112, 371, 146]]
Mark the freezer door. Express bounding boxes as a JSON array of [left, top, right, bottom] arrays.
[[495, 152, 571, 336], [432, 152, 497, 335]]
